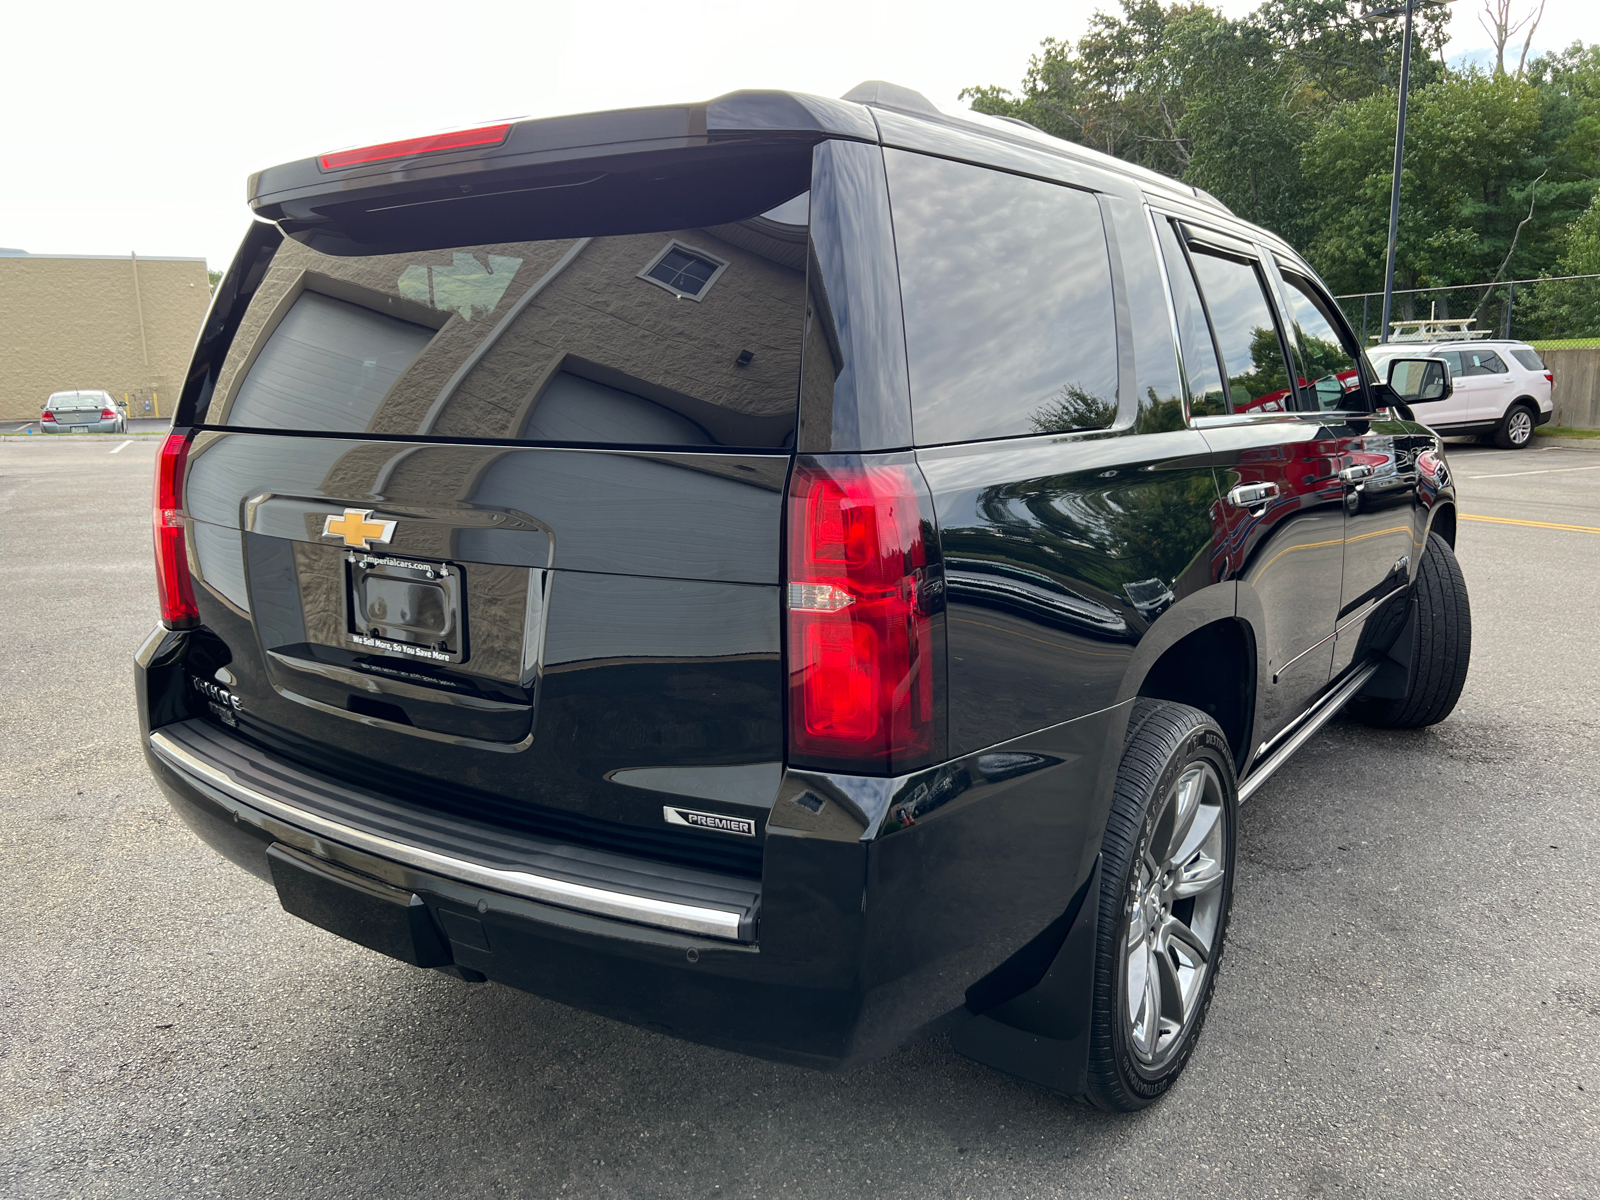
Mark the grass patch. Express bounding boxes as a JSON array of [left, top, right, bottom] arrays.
[[1535, 426, 1600, 439], [1529, 339, 1600, 350]]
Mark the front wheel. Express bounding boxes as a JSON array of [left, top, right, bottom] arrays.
[[1349, 531, 1471, 729], [1494, 402, 1536, 449], [1084, 700, 1237, 1111]]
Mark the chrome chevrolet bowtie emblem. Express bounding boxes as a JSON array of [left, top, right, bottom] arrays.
[[323, 508, 397, 549]]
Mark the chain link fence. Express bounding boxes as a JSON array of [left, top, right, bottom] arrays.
[[1336, 275, 1600, 430], [1336, 274, 1600, 350]]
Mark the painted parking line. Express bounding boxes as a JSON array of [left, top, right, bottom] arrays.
[[1462, 513, 1600, 535], [1464, 463, 1600, 480], [110, 440, 134, 454]]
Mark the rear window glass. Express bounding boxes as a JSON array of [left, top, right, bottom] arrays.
[[207, 188, 810, 449], [886, 151, 1119, 444], [1461, 349, 1509, 375], [1511, 347, 1545, 371]]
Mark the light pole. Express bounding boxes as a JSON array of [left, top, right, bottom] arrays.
[[1364, 0, 1454, 343]]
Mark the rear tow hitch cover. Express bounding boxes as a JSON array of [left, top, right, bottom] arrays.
[[266, 843, 451, 968]]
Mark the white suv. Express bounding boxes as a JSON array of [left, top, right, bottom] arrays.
[[1366, 340, 1553, 449]]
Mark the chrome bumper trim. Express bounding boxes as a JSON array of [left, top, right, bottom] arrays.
[[148, 730, 745, 942]]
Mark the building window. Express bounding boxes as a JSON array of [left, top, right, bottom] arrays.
[[638, 241, 728, 301]]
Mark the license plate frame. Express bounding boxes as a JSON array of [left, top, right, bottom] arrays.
[[343, 552, 468, 665]]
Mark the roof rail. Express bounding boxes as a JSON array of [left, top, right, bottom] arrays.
[[840, 81, 943, 117]]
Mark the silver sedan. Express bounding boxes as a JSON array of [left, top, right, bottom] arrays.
[[40, 390, 128, 434]]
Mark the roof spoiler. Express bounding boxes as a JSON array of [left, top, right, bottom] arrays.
[[246, 91, 876, 257]]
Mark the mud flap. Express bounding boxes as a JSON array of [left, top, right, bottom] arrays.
[[1357, 595, 1416, 701], [948, 856, 1101, 1098], [267, 843, 451, 968]]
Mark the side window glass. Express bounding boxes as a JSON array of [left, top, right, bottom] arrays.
[[1281, 274, 1368, 413], [886, 150, 1120, 444], [1187, 249, 1295, 415], [1475, 350, 1509, 374], [1435, 350, 1462, 377], [1156, 221, 1228, 418], [1105, 197, 1185, 433]]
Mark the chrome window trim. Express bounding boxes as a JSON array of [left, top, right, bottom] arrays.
[[148, 730, 746, 942], [1142, 201, 1194, 424]]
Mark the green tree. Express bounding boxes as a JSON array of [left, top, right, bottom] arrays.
[[964, 2, 1600, 318], [1302, 71, 1550, 300], [961, 0, 1451, 241], [1520, 189, 1600, 337], [1030, 383, 1119, 434], [962, 1, 1218, 179]]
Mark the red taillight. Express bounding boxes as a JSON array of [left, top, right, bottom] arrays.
[[318, 123, 513, 170], [101, 408, 116, 420], [153, 432, 198, 629], [1545, 372, 1554, 383], [40, 410, 55, 422], [786, 460, 938, 772]]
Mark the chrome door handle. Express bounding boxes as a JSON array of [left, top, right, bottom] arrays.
[[1339, 464, 1374, 484], [1226, 482, 1279, 509]]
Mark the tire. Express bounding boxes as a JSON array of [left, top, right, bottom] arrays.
[[1349, 531, 1471, 729], [1084, 699, 1237, 1111], [1494, 402, 1536, 449]]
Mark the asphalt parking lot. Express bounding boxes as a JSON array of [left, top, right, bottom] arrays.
[[2, 435, 1596, 1199]]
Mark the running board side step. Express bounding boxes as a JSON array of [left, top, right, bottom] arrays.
[[1237, 661, 1380, 805]]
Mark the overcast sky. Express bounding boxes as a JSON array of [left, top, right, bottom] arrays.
[[3, 0, 1595, 270]]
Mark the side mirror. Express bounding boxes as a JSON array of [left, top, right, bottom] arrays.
[[1386, 357, 1452, 404]]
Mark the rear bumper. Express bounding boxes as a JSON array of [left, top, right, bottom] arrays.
[[43, 418, 121, 433], [148, 721, 757, 942], [144, 728, 865, 1068], [136, 625, 1118, 1077]]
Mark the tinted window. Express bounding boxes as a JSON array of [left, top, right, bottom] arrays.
[[1461, 349, 1509, 375], [1511, 347, 1545, 371], [886, 151, 1120, 443], [208, 170, 810, 449], [1187, 249, 1294, 415], [1435, 350, 1463, 377], [1281, 274, 1367, 413], [229, 292, 436, 432], [1106, 197, 1185, 432], [1156, 221, 1227, 417]]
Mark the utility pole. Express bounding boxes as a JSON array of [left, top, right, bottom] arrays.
[[1364, 0, 1455, 344], [1379, 0, 1415, 344]]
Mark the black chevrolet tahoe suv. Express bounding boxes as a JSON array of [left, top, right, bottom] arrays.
[[137, 81, 1470, 1111]]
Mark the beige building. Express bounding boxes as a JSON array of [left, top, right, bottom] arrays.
[[0, 251, 211, 422]]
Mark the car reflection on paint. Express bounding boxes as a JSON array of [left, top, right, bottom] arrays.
[[944, 557, 1132, 641]]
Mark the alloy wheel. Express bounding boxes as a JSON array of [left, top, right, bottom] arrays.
[[1123, 762, 1228, 1069], [1508, 408, 1533, 445]]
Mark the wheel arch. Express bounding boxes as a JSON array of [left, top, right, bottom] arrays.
[[1428, 502, 1457, 549], [1115, 585, 1255, 775]]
